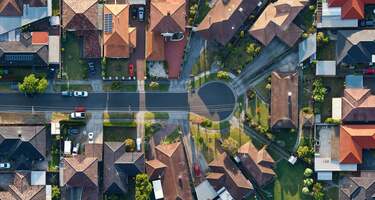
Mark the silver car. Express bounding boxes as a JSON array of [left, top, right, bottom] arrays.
[[0, 162, 10, 169]]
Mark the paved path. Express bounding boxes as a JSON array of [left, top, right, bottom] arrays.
[[181, 33, 205, 80], [86, 111, 103, 144]]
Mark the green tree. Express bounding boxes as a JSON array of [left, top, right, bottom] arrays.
[[124, 138, 135, 152], [304, 178, 314, 187], [52, 185, 60, 200], [312, 79, 327, 103], [18, 74, 48, 95], [297, 145, 314, 164], [302, 186, 310, 194], [149, 81, 160, 90], [217, 71, 230, 80], [221, 137, 239, 156], [312, 182, 325, 200], [304, 168, 313, 177], [135, 173, 153, 200], [317, 32, 329, 45]]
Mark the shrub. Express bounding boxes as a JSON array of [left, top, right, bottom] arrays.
[[324, 118, 341, 124], [135, 174, 152, 200], [302, 107, 313, 114], [217, 71, 230, 80], [124, 138, 135, 152], [200, 119, 213, 128], [221, 138, 239, 156], [304, 168, 313, 177]]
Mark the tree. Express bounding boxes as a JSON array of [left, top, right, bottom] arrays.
[[297, 145, 314, 164], [18, 74, 48, 95], [304, 168, 313, 177], [221, 137, 239, 156], [135, 173, 152, 200], [317, 32, 329, 45], [304, 178, 314, 187], [312, 79, 327, 103], [246, 43, 261, 58], [52, 185, 60, 200], [312, 182, 325, 200], [149, 81, 159, 90], [217, 71, 230, 80], [302, 186, 310, 194], [124, 138, 135, 152]]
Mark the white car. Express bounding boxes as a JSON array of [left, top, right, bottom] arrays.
[[138, 7, 144, 21], [88, 132, 94, 144], [136, 138, 142, 151], [0, 162, 11, 169], [73, 91, 88, 97], [70, 112, 86, 119], [72, 143, 80, 155]]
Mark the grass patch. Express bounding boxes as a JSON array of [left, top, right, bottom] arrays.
[[104, 126, 137, 142], [144, 112, 169, 120], [103, 121, 137, 127], [223, 127, 251, 147], [103, 58, 130, 77], [163, 128, 181, 144], [317, 40, 336, 60], [192, 47, 211, 76], [103, 112, 135, 120], [193, 72, 218, 89], [253, 76, 271, 101], [103, 82, 137, 92], [246, 96, 270, 129], [273, 129, 298, 152], [52, 0, 59, 16], [145, 122, 162, 142], [320, 77, 345, 120], [1, 67, 47, 81], [48, 135, 60, 172], [191, 124, 221, 162], [0, 83, 16, 92], [325, 187, 338, 200], [53, 84, 92, 92], [62, 32, 88, 80]]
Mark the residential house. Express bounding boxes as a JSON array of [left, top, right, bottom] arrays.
[[146, 0, 187, 79], [237, 142, 275, 186], [271, 71, 299, 129], [0, 125, 46, 170], [339, 171, 375, 200], [328, 0, 375, 19], [249, 0, 306, 47], [62, 0, 101, 58], [336, 30, 375, 65], [340, 88, 375, 123], [103, 4, 137, 58], [103, 142, 144, 195], [196, 0, 261, 45], [62, 155, 99, 200], [0, 172, 46, 200], [207, 152, 254, 199], [146, 142, 193, 200], [317, 0, 358, 28]]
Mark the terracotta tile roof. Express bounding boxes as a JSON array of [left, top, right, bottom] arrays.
[[146, 31, 165, 61], [31, 32, 49, 45], [208, 152, 254, 199], [238, 142, 275, 186], [249, 0, 306, 46], [149, 0, 186, 33], [271, 71, 299, 129], [164, 32, 186, 79], [341, 89, 375, 123], [145, 159, 167, 180], [340, 125, 375, 164], [0, 0, 22, 16], [62, 0, 100, 30], [196, 0, 260, 45], [328, 0, 375, 19], [104, 4, 137, 58], [63, 155, 98, 188], [147, 142, 193, 200]]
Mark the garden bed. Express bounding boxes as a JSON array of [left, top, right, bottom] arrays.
[[103, 82, 137, 92]]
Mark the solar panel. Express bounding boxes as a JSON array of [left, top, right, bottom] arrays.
[[104, 14, 113, 33]]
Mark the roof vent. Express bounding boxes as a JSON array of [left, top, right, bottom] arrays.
[[222, 0, 230, 5]]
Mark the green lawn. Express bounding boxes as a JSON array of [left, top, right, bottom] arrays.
[[273, 129, 298, 152], [192, 47, 211, 76], [254, 77, 271, 102], [144, 112, 169, 120], [191, 124, 221, 162], [62, 32, 88, 80], [317, 40, 336, 60], [2, 67, 47, 81], [246, 96, 270, 129], [103, 82, 137, 92], [263, 160, 311, 200], [325, 187, 338, 200], [163, 128, 181, 144], [53, 84, 93, 92], [48, 135, 60, 172], [103, 112, 135, 120], [52, 0, 59, 16], [103, 126, 137, 142], [104, 58, 130, 77]]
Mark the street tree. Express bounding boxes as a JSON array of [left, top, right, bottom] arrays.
[[18, 74, 48, 95], [135, 173, 152, 200], [149, 81, 159, 90], [124, 138, 135, 152], [221, 137, 239, 156], [217, 71, 230, 80], [52, 185, 60, 200]]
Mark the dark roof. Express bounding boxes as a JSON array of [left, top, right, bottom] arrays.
[[271, 71, 299, 129], [84, 143, 103, 161], [339, 171, 375, 200], [0, 172, 45, 200], [0, 0, 22, 16], [336, 30, 375, 65], [103, 142, 145, 195], [196, 0, 260, 45], [62, 0, 100, 30], [0, 126, 46, 169], [207, 152, 254, 200]]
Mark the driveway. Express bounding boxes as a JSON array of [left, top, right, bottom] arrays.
[[129, 6, 146, 80]]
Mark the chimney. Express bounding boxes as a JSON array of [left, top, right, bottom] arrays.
[[222, 0, 230, 5]]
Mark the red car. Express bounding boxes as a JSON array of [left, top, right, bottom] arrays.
[[364, 68, 375, 75], [129, 64, 134, 78], [75, 106, 86, 112]]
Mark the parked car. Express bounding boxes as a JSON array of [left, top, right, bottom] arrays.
[[129, 63, 135, 78], [75, 106, 86, 112], [0, 162, 10, 169], [364, 68, 375, 75], [72, 143, 80, 155], [70, 112, 86, 119], [68, 127, 80, 135], [88, 62, 95, 74], [61, 91, 73, 96], [73, 91, 88, 97], [88, 132, 94, 144], [170, 32, 184, 42], [138, 6, 145, 21], [131, 7, 138, 20], [360, 19, 375, 27], [136, 138, 141, 151]]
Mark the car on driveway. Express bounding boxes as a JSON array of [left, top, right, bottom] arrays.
[[88, 62, 95, 75], [68, 127, 80, 135], [72, 143, 80, 156], [138, 6, 144, 21], [88, 132, 94, 144], [0, 163, 10, 169], [61, 91, 73, 96], [70, 112, 86, 119], [131, 7, 137, 20], [129, 63, 135, 79], [73, 91, 88, 97]]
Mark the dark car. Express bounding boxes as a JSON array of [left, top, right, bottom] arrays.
[[360, 19, 375, 27], [61, 91, 73, 96], [131, 7, 137, 20], [88, 62, 95, 74], [68, 127, 80, 135]]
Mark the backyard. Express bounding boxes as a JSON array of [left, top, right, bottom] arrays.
[[319, 77, 345, 120], [317, 39, 336, 60], [246, 95, 270, 129], [62, 32, 88, 80]]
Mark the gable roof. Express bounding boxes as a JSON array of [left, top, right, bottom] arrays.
[[0, 172, 45, 200], [339, 125, 375, 164], [341, 88, 375, 123], [336, 30, 375, 65], [271, 71, 299, 129], [340, 171, 375, 200], [0, 0, 22, 16], [62, 0, 100, 30], [238, 142, 275, 186], [249, 0, 306, 47], [208, 152, 253, 199], [328, 0, 375, 19], [196, 0, 260, 45], [104, 4, 137, 58], [149, 0, 186, 33], [63, 155, 98, 188]]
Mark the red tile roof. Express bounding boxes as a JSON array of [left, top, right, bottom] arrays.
[[165, 32, 186, 79], [328, 0, 375, 19], [32, 32, 49, 45], [149, 0, 186, 33], [340, 125, 375, 164]]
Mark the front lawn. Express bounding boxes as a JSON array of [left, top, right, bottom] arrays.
[[145, 82, 170, 91], [103, 82, 137, 92], [53, 84, 93, 92], [103, 58, 131, 78], [144, 112, 169, 120], [191, 47, 211, 76], [62, 32, 88, 80], [103, 126, 137, 142], [246, 95, 270, 129], [191, 123, 221, 163]]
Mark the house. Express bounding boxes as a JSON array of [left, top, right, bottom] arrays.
[[196, 0, 260, 45], [103, 142, 144, 195], [340, 88, 375, 123], [207, 152, 254, 199], [328, 0, 375, 19], [62, 155, 99, 200], [249, 0, 306, 47], [0, 125, 46, 170], [146, 0, 187, 79], [317, 0, 358, 28], [62, 0, 101, 58], [271, 71, 299, 129], [0, 172, 46, 200], [237, 142, 275, 186], [336, 30, 375, 65], [145, 142, 193, 200], [103, 4, 137, 58], [339, 171, 375, 200]]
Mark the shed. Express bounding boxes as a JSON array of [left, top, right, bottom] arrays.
[[316, 61, 336, 76], [152, 179, 164, 200], [64, 140, 71, 155], [48, 36, 60, 64], [332, 98, 342, 120]]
